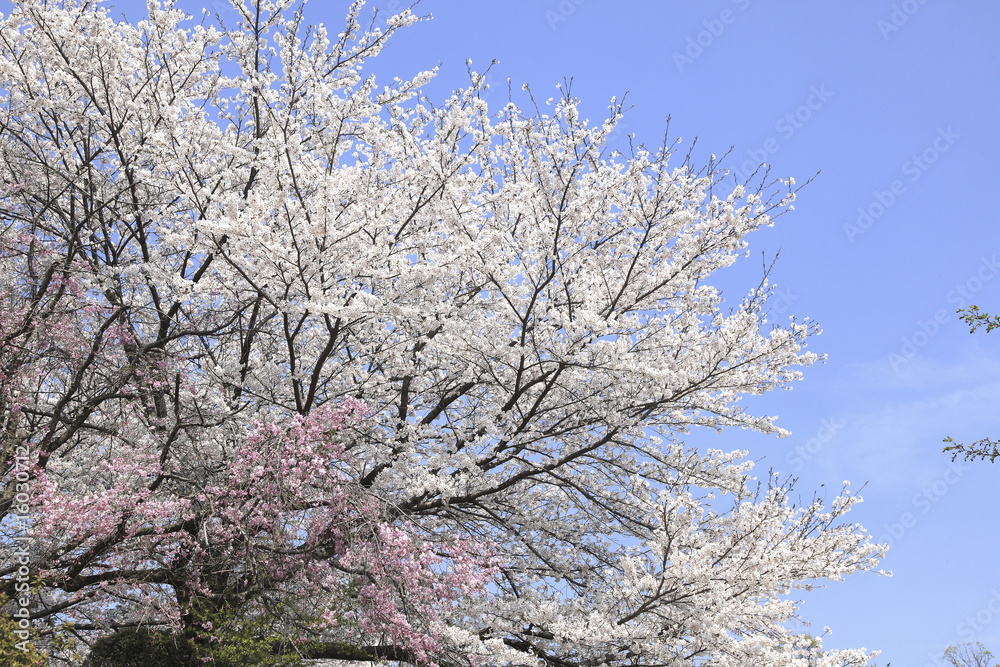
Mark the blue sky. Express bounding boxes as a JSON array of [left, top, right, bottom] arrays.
[[20, 0, 1000, 664]]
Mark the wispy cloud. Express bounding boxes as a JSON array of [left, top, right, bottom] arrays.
[[799, 346, 1000, 489]]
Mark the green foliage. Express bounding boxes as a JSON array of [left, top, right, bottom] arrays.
[[81, 629, 197, 667], [0, 595, 47, 666], [0, 626, 46, 666], [197, 604, 303, 667], [943, 434, 1000, 463], [81, 599, 313, 667], [958, 305, 1000, 334], [943, 642, 998, 667]]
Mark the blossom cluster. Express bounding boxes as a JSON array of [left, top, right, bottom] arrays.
[[0, 1, 885, 665]]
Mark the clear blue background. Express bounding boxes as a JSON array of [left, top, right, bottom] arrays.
[[12, 1, 1000, 664]]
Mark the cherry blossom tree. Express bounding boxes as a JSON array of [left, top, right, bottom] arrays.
[[0, 0, 888, 665]]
